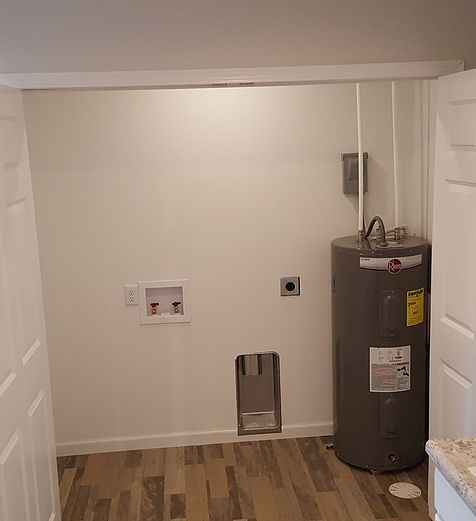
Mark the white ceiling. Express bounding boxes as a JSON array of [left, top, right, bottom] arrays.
[[1, 0, 475, 74]]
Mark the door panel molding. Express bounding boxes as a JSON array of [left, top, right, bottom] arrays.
[[0, 90, 60, 521]]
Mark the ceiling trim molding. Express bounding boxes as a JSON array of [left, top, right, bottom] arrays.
[[0, 60, 464, 90]]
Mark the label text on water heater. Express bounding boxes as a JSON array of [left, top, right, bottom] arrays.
[[359, 254, 422, 271], [407, 288, 425, 326]]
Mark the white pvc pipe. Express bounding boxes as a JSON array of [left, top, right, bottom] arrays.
[[356, 83, 364, 234], [391, 81, 400, 228]]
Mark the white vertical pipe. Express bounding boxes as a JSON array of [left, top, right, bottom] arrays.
[[391, 81, 400, 228], [356, 83, 364, 234]]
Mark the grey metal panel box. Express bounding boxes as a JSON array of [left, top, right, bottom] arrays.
[[341, 152, 369, 194]]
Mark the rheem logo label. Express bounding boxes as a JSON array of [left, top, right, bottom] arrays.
[[387, 258, 403, 274]]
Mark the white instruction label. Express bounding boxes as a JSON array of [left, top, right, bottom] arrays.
[[369, 345, 411, 393]]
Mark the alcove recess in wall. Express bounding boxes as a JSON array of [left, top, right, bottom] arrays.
[[138, 280, 191, 325]]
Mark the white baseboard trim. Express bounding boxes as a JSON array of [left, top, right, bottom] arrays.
[[56, 421, 334, 457]]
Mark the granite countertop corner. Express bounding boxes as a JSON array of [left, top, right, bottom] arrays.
[[426, 438, 476, 515]]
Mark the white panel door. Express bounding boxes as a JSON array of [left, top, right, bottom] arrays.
[[0, 89, 60, 521], [430, 68, 476, 440], [429, 67, 476, 520]]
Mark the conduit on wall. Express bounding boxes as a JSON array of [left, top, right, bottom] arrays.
[[356, 83, 364, 237], [392, 81, 400, 230]]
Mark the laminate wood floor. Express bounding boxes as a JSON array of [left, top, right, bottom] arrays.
[[57, 436, 429, 521]]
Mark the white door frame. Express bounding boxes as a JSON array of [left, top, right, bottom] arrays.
[[0, 58, 461, 521], [0, 60, 463, 91]]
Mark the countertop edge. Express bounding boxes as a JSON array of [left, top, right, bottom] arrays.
[[426, 438, 476, 517]]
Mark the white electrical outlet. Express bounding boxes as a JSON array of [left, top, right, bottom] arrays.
[[124, 284, 138, 306]]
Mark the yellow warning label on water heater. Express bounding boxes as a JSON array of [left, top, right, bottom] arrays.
[[407, 288, 424, 326]]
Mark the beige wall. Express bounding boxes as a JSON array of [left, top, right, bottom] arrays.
[[24, 82, 430, 453], [1, 0, 476, 73]]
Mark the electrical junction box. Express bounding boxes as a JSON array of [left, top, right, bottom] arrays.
[[280, 276, 300, 296], [342, 152, 369, 194]]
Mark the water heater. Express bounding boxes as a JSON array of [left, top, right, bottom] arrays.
[[331, 235, 429, 471]]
